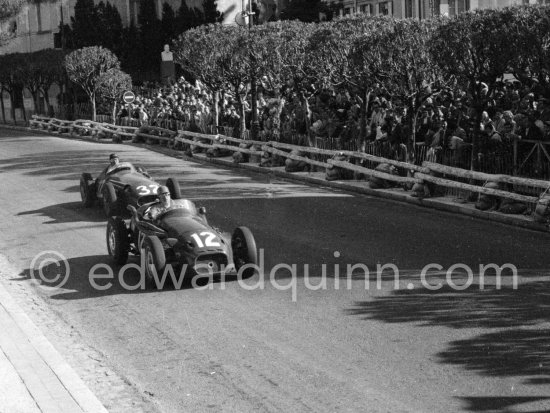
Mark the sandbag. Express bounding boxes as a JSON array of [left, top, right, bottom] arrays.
[[368, 163, 398, 189], [533, 194, 550, 223], [475, 181, 501, 211], [498, 199, 528, 215], [260, 151, 285, 167], [326, 154, 354, 181], [285, 150, 309, 172]]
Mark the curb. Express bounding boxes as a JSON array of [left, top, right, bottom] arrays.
[[0, 280, 108, 413], [3, 124, 549, 234]]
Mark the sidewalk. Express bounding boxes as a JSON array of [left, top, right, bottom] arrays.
[[0, 281, 108, 413]]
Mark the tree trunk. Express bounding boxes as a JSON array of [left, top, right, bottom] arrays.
[[213, 90, 219, 130], [236, 92, 246, 139], [9, 93, 15, 123], [0, 89, 5, 123], [41, 85, 53, 117], [359, 89, 369, 150], [299, 92, 312, 146], [91, 94, 96, 122], [31, 91, 40, 116], [271, 87, 284, 142], [471, 110, 483, 172], [112, 100, 117, 124], [410, 110, 419, 164]]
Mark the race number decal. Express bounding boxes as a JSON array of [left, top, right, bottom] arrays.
[[190, 232, 221, 248], [136, 185, 159, 195]]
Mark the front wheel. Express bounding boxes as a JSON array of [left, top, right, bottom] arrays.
[[106, 217, 129, 265], [143, 236, 166, 289], [231, 227, 258, 279]]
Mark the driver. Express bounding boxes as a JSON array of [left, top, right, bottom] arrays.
[[144, 185, 173, 221], [106, 153, 120, 174], [97, 153, 122, 197]]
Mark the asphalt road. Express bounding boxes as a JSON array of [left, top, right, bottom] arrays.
[[1, 129, 549, 413]]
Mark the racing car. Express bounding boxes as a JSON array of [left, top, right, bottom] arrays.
[[79, 162, 182, 217], [106, 200, 258, 288]]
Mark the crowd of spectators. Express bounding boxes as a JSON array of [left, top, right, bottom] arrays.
[[115, 76, 550, 170]]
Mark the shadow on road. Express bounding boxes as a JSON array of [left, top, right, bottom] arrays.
[[458, 396, 550, 413], [346, 280, 550, 411], [17, 202, 107, 224], [14, 254, 246, 300], [0, 148, 343, 200]]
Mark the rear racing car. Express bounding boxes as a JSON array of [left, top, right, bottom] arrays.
[[80, 162, 182, 217], [106, 200, 258, 288]]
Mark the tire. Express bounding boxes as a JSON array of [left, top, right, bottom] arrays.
[[80, 173, 95, 207], [102, 182, 118, 217], [166, 177, 181, 199], [231, 226, 258, 279], [143, 236, 166, 289], [106, 217, 129, 265]]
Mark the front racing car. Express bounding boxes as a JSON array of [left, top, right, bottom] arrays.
[[106, 200, 258, 288]]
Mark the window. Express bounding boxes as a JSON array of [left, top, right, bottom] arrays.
[[359, 3, 373, 14], [344, 7, 351, 14], [448, 0, 470, 16], [405, 0, 414, 18], [378, 1, 390, 15]]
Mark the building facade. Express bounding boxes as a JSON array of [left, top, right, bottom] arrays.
[[336, 0, 549, 20], [0, 0, 203, 55]]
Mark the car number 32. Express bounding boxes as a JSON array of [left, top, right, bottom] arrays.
[[136, 185, 159, 195], [190, 232, 221, 248]]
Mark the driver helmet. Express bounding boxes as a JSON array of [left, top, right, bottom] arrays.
[[109, 153, 119, 160], [157, 185, 170, 198]]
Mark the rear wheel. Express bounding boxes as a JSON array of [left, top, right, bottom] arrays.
[[80, 173, 95, 207], [166, 177, 181, 199], [231, 227, 258, 279], [143, 236, 166, 289], [102, 182, 118, 217], [106, 217, 129, 265]]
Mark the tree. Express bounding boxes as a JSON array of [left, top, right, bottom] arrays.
[[97, 2, 124, 55], [173, 23, 240, 129], [64, 46, 121, 121], [355, 18, 451, 152], [202, 0, 222, 24], [0, 0, 25, 20], [431, 9, 519, 169], [506, 5, 550, 94], [162, 2, 177, 41], [138, 0, 164, 72], [96, 68, 132, 122], [308, 15, 388, 143], [71, 0, 99, 47], [120, 23, 142, 76], [280, 0, 330, 23], [0, 53, 25, 122], [176, 0, 194, 33], [250, 21, 318, 142]]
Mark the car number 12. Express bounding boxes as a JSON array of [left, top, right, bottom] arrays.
[[190, 232, 220, 248], [136, 185, 159, 195]]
